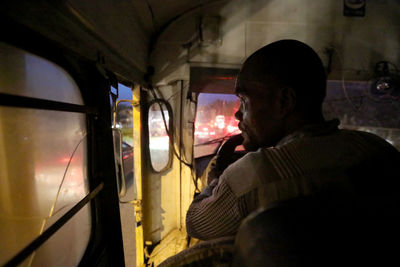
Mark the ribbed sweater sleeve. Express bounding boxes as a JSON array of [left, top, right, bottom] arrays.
[[186, 176, 245, 240]]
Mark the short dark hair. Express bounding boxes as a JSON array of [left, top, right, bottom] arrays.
[[244, 40, 327, 111]]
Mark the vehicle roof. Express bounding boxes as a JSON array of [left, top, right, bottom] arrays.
[[1, 0, 225, 85], [2, 1, 400, 88]]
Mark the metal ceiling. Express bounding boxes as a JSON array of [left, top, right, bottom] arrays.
[[1, 0, 226, 84]]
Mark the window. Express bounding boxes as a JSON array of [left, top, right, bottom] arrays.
[[194, 81, 400, 159], [111, 84, 134, 198], [0, 43, 90, 266], [194, 93, 241, 158], [190, 67, 241, 158], [110, 83, 136, 267], [0, 43, 83, 104], [323, 80, 400, 150]]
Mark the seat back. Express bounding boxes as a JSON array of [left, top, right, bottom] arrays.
[[233, 196, 400, 267]]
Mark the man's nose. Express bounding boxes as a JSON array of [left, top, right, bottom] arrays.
[[235, 109, 242, 121]]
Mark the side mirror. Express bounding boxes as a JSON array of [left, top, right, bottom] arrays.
[[148, 99, 173, 172], [112, 128, 127, 198]]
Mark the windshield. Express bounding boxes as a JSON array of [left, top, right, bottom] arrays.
[[194, 93, 241, 158]]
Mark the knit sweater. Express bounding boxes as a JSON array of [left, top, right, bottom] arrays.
[[186, 120, 400, 240]]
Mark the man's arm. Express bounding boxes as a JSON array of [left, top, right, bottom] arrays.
[[186, 174, 245, 240], [207, 134, 244, 184], [186, 134, 247, 240]]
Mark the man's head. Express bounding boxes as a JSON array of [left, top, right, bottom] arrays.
[[235, 39, 327, 151]]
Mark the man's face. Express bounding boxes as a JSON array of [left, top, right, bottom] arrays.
[[234, 71, 284, 151]]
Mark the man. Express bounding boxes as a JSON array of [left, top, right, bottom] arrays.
[[186, 39, 400, 241]]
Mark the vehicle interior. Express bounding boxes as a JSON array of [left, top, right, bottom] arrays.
[[1, 0, 399, 266]]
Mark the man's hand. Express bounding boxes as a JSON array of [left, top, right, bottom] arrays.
[[207, 134, 244, 183]]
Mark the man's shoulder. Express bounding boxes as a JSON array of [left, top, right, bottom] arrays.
[[286, 127, 397, 153], [221, 149, 276, 197], [336, 128, 398, 153], [281, 128, 400, 173], [220, 129, 400, 197]]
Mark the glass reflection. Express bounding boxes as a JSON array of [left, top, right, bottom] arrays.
[[0, 107, 89, 265], [0, 42, 83, 105], [148, 102, 170, 172]]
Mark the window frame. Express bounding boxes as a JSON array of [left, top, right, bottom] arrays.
[[1, 18, 125, 267]]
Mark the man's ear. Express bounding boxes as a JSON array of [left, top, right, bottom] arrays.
[[278, 87, 296, 117]]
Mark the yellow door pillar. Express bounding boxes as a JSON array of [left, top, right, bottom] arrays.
[[132, 84, 145, 267]]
